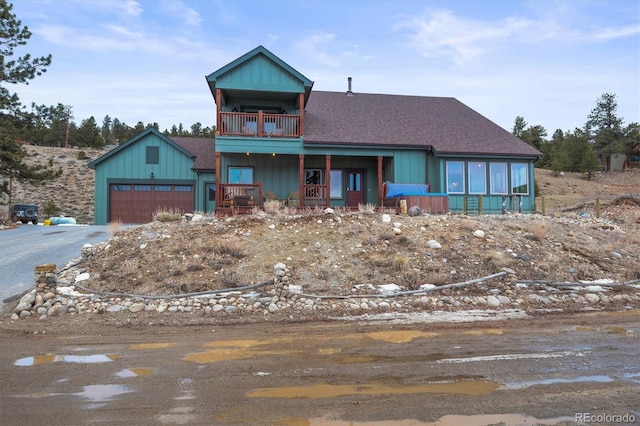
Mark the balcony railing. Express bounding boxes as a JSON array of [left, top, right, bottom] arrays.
[[303, 184, 328, 206], [218, 111, 300, 138]]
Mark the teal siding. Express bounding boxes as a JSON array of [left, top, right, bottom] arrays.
[[392, 150, 427, 183], [216, 54, 305, 93]]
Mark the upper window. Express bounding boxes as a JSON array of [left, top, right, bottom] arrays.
[[446, 161, 465, 194], [229, 167, 253, 184], [146, 146, 159, 164], [511, 163, 529, 194], [490, 163, 508, 194], [468, 162, 486, 194]]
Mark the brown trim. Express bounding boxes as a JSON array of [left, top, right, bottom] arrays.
[[215, 152, 221, 208], [298, 93, 305, 136], [215, 88, 222, 136], [325, 154, 331, 207], [377, 155, 383, 206]]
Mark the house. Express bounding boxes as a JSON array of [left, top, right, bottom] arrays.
[[90, 45, 542, 224]]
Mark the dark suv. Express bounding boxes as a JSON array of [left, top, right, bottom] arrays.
[[10, 204, 39, 224]]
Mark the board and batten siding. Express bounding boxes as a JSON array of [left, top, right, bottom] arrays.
[[93, 133, 198, 224]]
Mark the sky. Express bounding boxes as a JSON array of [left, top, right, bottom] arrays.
[[8, 0, 640, 134]]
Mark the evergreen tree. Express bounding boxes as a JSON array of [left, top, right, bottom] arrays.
[[0, 0, 60, 209]]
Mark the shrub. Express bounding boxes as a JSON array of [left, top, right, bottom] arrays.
[[154, 208, 183, 222], [77, 150, 87, 160], [42, 199, 61, 217]]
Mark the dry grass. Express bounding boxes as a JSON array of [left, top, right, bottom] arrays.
[[154, 208, 184, 222], [528, 221, 549, 241], [108, 219, 123, 235]]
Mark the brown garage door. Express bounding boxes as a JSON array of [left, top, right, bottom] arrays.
[[110, 184, 194, 223]]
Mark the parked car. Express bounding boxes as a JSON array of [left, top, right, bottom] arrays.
[[10, 204, 39, 224]]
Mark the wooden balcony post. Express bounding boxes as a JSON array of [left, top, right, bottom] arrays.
[[325, 155, 331, 207], [258, 110, 264, 136], [377, 156, 383, 206], [215, 89, 222, 135], [298, 93, 305, 137], [215, 152, 222, 208]]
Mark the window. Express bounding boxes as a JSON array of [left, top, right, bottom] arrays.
[[446, 161, 465, 194], [490, 163, 508, 194], [134, 185, 151, 191], [468, 162, 486, 194], [113, 185, 131, 191], [330, 170, 342, 198], [305, 169, 323, 184], [511, 163, 529, 194], [208, 185, 216, 201], [175, 186, 192, 192], [154, 185, 171, 192], [228, 167, 253, 183], [146, 146, 159, 164]]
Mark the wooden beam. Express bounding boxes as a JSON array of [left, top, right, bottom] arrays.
[[298, 93, 305, 136], [325, 155, 331, 207], [215, 152, 221, 209], [377, 156, 383, 206]]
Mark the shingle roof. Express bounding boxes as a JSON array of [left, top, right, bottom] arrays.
[[304, 91, 542, 158], [170, 137, 216, 171]]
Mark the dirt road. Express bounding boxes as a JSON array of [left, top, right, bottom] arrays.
[[1, 311, 639, 425]]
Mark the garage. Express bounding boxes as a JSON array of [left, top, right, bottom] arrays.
[[109, 183, 194, 223]]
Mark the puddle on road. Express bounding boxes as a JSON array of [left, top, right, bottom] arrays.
[[275, 414, 575, 425], [77, 384, 134, 402], [364, 330, 438, 343], [115, 367, 154, 378], [247, 379, 499, 399], [129, 342, 177, 350], [15, 353, 120, 366], [502, 375, 614, 390], [183, 330, 442, 364], [158, 407, 197, 425]]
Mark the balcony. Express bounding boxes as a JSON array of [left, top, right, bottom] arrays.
[[218, 111, 300, 138]]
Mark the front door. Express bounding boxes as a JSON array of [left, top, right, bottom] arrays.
[[346, 170, 365, 207], [205, 183, 216, 214]]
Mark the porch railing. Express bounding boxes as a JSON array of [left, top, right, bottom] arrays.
[[303, 184, 328, 206], [219, 183, 262, 210], [218, 111, 300, 138]]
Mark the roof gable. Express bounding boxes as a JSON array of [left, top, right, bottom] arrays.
[[304, 91, 542, 158], [206, 45, 313, 104]]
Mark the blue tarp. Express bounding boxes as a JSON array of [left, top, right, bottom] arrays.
[[384, 183, 430, 197]]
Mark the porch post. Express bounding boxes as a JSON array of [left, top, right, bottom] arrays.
[[325, 155, 331, 207], [377, 155, 383, 206], [299, 154, 305, 207], [215, 152, 222, 209], [298, 93, 305, 137], [215, 88, 222, 136], [257, 110, 264, 136]]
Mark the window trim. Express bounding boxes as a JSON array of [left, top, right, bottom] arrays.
[[228, 166, 254, 184], [489, 162, 508, 195], [511, 163, 529, 195], [446, 161, 465, 194], [468, 162, 486, 194], [146, 146, 159, 164]]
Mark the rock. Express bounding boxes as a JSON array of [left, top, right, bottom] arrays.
[[42, 292, 56, 301], [268, 303, 278, 313], [427, 240, 442, 249], [408, 206, 422, 217], [473, 230, 485, 239], [107, 305, 123, 312], [528, 294, 550, 305], [486, 295, 501, 307], [584, 293, 600, 303], [19, 310, 32, 319], [128, 303, 145, 313], [381, 214, 392, 223]]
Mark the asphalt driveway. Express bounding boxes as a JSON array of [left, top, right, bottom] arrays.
[[0, 224, 118, 311]]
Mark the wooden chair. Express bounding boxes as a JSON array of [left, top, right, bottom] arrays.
[[263, 191, 279, 203], [287, 191, 300, 207]]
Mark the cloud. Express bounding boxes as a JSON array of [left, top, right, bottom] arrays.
[[396, 10, 534, 65], [160, 1, 203, 27], [295, 32, 339, 67]]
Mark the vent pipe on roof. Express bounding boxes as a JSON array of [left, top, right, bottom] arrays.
[[346, 77, 354, 96]]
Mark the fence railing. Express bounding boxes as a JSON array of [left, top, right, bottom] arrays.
[[218, 112, 300, 138]]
